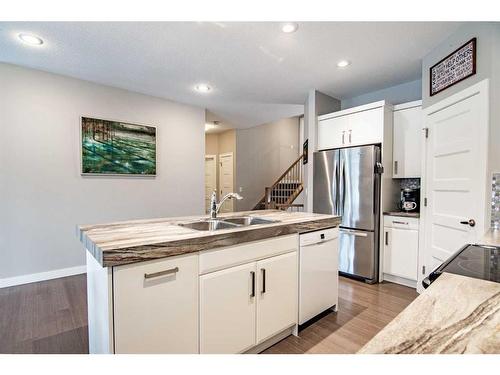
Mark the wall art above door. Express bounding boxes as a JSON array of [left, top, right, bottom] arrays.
[[430, 37, 476, 96]]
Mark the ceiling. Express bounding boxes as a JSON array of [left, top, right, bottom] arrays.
[[0, 22, 463, 128]]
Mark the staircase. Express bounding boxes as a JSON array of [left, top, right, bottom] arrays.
[[253, 154, 304, 211]]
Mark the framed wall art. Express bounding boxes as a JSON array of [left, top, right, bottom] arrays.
[[430, 37, 476, 96], [80, 116, 157, 176]]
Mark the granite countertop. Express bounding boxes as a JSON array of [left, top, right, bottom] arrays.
[[383, 211, 420, 218], [78, 210, 341, 267], [358, 273, 500, 354], [479, 229, 500, 247]]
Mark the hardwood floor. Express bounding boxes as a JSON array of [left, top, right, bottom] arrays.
[[0, 274, 417, 354], [264, 277, 418, 354]]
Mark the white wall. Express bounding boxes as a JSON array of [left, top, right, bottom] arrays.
[[0, 63, 205, 282], [235, 117, 300, 211], [341, 79, 422, 109]]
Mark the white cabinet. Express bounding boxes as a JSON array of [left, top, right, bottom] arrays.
[[113, 253, 199, 353], [318, 101, 386, 150], [392, 101, 422, 178], [383, 216, 419, 287], [199, 262, 256, 354], [199, 242, 298, 354], [256, 252, 298, 344]]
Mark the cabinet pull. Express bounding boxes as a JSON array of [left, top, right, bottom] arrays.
[[385, 231, 389, 246], [261, 268, 266, 294], [342, 131, 345, 144], [250, 271, 255, 297], [394, 160, 398, 175], [348, 129, 352, 143], [144, 267, 179, 279], [392, 220, 408, 225]]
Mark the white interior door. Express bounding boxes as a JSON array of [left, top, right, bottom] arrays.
[[219, 153, 234, 213], [205, 155, 217, 213], [422, 80, 489, 278]]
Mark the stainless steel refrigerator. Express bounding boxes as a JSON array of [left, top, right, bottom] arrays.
[[313, 145, 382, 283]]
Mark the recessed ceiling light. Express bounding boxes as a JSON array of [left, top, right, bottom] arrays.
[[281, 22, 298, 34], [195, 83, 211, 93], [18, 33, 44, 46], [337, 60, 351, 68]]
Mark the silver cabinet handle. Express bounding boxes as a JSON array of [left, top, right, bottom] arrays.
[[385, 231, 389, 246], [392, 220, 408, 225], [144, 267, 179, 279], [342, 131, 345, 144], [348, 129, 352, 143], [394, 160, 398, 175], [250, 271, 256, 297]]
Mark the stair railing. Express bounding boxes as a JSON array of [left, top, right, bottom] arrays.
[[254, 154, 304, 210]]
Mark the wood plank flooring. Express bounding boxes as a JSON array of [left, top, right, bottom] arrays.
[[0, 274, 417, 354]]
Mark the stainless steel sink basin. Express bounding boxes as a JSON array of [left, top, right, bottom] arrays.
[[222, 216, 278, 226], [179, 219, 239, 231], [178, 216, 279, 231]]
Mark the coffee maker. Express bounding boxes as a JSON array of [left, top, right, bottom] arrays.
[[400, 188, 420, 212]]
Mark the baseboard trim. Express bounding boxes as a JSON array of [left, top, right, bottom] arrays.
[[0, 265, 86, 289], [382, 273, 417, 289]]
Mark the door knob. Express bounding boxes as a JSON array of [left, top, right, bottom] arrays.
[[459, 219, 476, 227]]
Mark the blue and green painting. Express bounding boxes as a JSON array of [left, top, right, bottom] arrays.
[[81, 117, 156, 175]]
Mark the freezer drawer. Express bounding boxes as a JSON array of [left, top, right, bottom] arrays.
[[299, 228, 339, 325], [339, 228, 376, 280]]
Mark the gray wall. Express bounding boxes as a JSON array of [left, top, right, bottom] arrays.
[[0, 63, 205, 280], [235, 117, 300, 211], [303, 90, 341, 212], [421, 23, 500, 176], [341, 79, 422, 109]]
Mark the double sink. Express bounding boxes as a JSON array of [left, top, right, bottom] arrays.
[[179, 216, 278, 231]]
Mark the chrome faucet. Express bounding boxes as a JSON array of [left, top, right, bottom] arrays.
[[210, 190, 243, 219]]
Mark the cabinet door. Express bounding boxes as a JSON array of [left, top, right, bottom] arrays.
[[113, 253, 199, 353], [318, 115, 349, 150], [199, 262, 256, 353], [256, 252, 298, 344], [348, 107, 384, 147], [383, 227, 418, 281], [393, 106, 422, 178]]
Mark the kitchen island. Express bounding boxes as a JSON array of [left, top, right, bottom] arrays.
[[79, 210, 341, 354], [359, 272, 500, 354]]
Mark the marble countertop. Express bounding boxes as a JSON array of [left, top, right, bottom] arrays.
[[479, 229, 500, 247], [78, 210, 341, 267], [359, 273, 500, 354], [383, 211, 420, 218]]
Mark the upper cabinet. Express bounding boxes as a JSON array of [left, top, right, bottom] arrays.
[[317, 101, 388, 150], [392, 101, 422, 178]]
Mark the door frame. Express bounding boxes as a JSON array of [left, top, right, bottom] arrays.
[[218, 152, 235, 211], [417, 79, 489, 293], [205, 154, 217, 212]]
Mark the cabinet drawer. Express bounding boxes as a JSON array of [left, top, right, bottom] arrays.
[[199, 234, 298, 275], [113, 253, 199, 353], [383, 215, 419, 230]]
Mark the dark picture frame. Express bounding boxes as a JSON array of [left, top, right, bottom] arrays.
[[80, 116, 157, 176], [429, 37, 477, 97], [303, 139, 308, 165]]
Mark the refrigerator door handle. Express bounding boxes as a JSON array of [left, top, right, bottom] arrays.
[[340, 228, 369, 237], [340, 159, 346, 217], [332, 157, 339, 215]]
